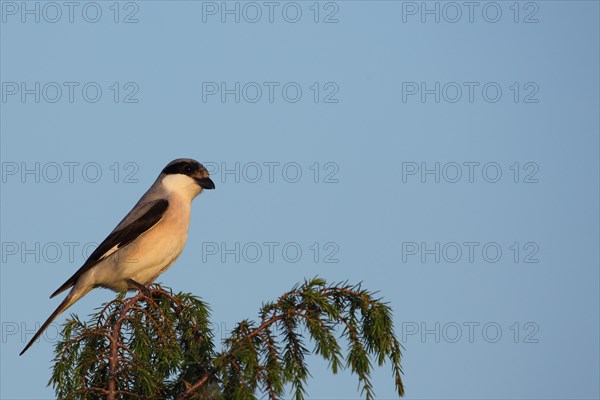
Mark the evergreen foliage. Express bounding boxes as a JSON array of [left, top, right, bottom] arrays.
[[50, 277, 404, 399]]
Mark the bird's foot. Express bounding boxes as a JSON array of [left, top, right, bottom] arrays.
[[126, 279, 151, 297]]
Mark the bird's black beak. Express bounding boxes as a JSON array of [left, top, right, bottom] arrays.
[[195, 177, 216, 190]]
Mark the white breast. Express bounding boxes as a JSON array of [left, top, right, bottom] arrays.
[[84, 192, 193, 291]]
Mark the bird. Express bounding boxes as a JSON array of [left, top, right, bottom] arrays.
[[20, 158, 215, 355]]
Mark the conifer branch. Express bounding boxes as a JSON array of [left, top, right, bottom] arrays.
[[50, 278, 404, 399]]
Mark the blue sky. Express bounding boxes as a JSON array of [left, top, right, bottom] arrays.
[[1, 1, 599, 399]]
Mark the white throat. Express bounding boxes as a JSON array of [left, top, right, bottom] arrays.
[[162, 174, 201, 201]]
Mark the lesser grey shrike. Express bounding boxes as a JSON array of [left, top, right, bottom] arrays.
[[20, 158, 215, 355]]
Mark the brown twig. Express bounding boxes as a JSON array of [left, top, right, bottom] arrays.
[[107, 292, 143, 400]]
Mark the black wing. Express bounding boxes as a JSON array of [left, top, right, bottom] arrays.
[[50, 199, 169, 298]]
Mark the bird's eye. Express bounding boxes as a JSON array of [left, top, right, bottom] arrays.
[[184, 165, 193, 174]]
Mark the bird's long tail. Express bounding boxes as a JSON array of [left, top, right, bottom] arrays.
[[20, 288, 88, 355]]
